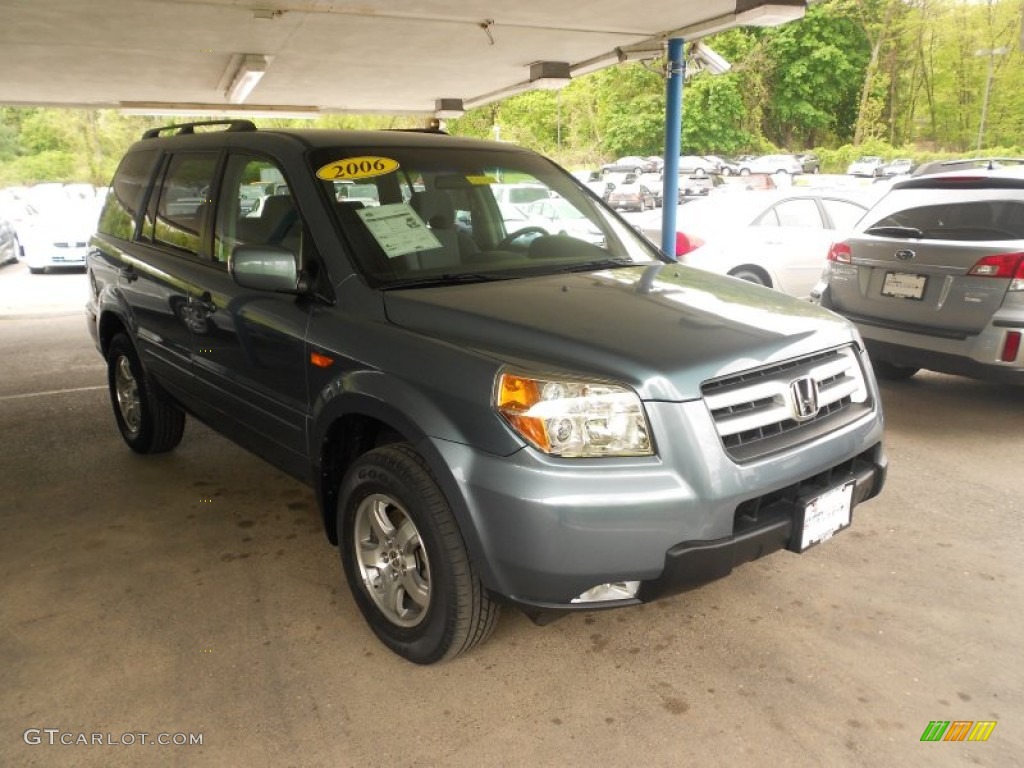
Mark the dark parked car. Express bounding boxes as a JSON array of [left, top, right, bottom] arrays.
[[813, 168, 1024, 384], [87, 120, 886, 663], [601, 155, 659, 174]]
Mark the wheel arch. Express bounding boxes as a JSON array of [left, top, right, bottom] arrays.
[[97, 309, 131, 358], [727, 264, 773, 287], [312, 389, 505, 594]]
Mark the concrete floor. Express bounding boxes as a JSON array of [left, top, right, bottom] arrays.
[[1, 268, 1021, 766]]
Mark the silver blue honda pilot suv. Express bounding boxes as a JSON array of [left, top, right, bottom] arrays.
[[87, 121, 886, 663]]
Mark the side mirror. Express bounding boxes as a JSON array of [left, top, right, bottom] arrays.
[[230, 245, 304, 293]]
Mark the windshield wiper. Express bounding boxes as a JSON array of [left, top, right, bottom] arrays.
[[864, 225, 925, 238], [382, 272, 515, 290], [551, 258, 640, 273]]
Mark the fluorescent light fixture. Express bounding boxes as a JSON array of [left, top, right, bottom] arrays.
[[529, 61, 571, 90], [735, 1, 805, 27], [434, 98, 465, 118], [225, 54, 268, 104]]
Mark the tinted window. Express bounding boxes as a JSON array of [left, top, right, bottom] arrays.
[[866, 200, 1024, 241], [144, 153, 218, 256], [97, 150, 159, 240]]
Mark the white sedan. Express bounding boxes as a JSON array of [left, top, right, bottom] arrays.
[[638, 190, 877, 299]]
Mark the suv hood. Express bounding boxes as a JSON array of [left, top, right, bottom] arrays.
[[383, 265, 858, 401]]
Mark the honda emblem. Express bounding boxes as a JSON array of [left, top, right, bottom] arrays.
[[895, 249, 915, 261], [790, 376, 820, 421]]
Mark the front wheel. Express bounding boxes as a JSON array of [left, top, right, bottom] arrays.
[[729, 267, 770, 287], [106, 333, 185, 453], [338, 444, 500, 664]]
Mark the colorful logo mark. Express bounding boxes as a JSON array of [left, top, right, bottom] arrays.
[[920, 720, 997, 742]]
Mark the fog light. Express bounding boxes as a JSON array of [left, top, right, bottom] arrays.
[[570, 581, 641, 604]]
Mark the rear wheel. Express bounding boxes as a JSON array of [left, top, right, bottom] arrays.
[[871, 360, 919, 381], [338, 444, 500, 664], [106, 333, 185, 453]]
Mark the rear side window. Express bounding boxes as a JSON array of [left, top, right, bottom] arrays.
[[144, 153, 219, 256], [757, 199, 821, 228], [97, 150, 159, 240], [865, 200, 1024, 241], [821, 199, 867, 230]]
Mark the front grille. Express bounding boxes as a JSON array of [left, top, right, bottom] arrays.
[[702, 346, 872, 462]]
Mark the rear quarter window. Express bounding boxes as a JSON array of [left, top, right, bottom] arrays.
[[97, 149, 159, 240]]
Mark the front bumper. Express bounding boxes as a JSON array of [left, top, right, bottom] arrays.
[[427, 395, 886, 612], [637, 448, 884, 602]]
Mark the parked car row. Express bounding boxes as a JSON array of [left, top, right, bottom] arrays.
[[604, 152, 822, 179]]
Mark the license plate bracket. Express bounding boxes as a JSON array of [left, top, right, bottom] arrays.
[[791, 481, 855, 552], [881, 271, 927, 300]]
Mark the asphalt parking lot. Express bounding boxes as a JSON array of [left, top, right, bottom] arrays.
[[1, 263, 1021, 767]]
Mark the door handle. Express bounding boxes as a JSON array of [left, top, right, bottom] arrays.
[[119, 264, 138, 283]]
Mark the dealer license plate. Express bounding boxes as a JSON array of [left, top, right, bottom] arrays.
[[796, 482, 854, 552], [881, 271, 927, 300]]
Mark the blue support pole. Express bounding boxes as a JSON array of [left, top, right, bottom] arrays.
[[661, 38, 685, 257]]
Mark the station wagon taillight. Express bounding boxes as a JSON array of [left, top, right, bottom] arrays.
[[967, 252, 1024, 290], [827, 242, 852, 263]]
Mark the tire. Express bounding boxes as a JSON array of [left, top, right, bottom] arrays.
[[729, 267, 770, 287], [739, 168, 750, 176], [338, 444, 500, 664], [106, 333, 185, 454], [721, 168, 732, 177], [871, 360, 919, 381]]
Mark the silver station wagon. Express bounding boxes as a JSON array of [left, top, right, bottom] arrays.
[[813, 169, 1024, 384]]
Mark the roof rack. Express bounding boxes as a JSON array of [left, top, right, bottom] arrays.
[[142, 119, 258, 139]]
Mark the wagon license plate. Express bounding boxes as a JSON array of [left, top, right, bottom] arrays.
[[881, 271, 927, 300], [795, 482, 854, 552]]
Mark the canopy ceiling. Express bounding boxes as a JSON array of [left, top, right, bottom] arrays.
[[0, 0, 804, 116]]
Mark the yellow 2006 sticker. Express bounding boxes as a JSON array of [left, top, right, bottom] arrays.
[[316, 156, 399, 181]]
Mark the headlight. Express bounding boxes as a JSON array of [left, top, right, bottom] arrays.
[[494, 370, 653, 458]]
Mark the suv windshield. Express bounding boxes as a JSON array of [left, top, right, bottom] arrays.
[[310, 146, 660, 287]]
